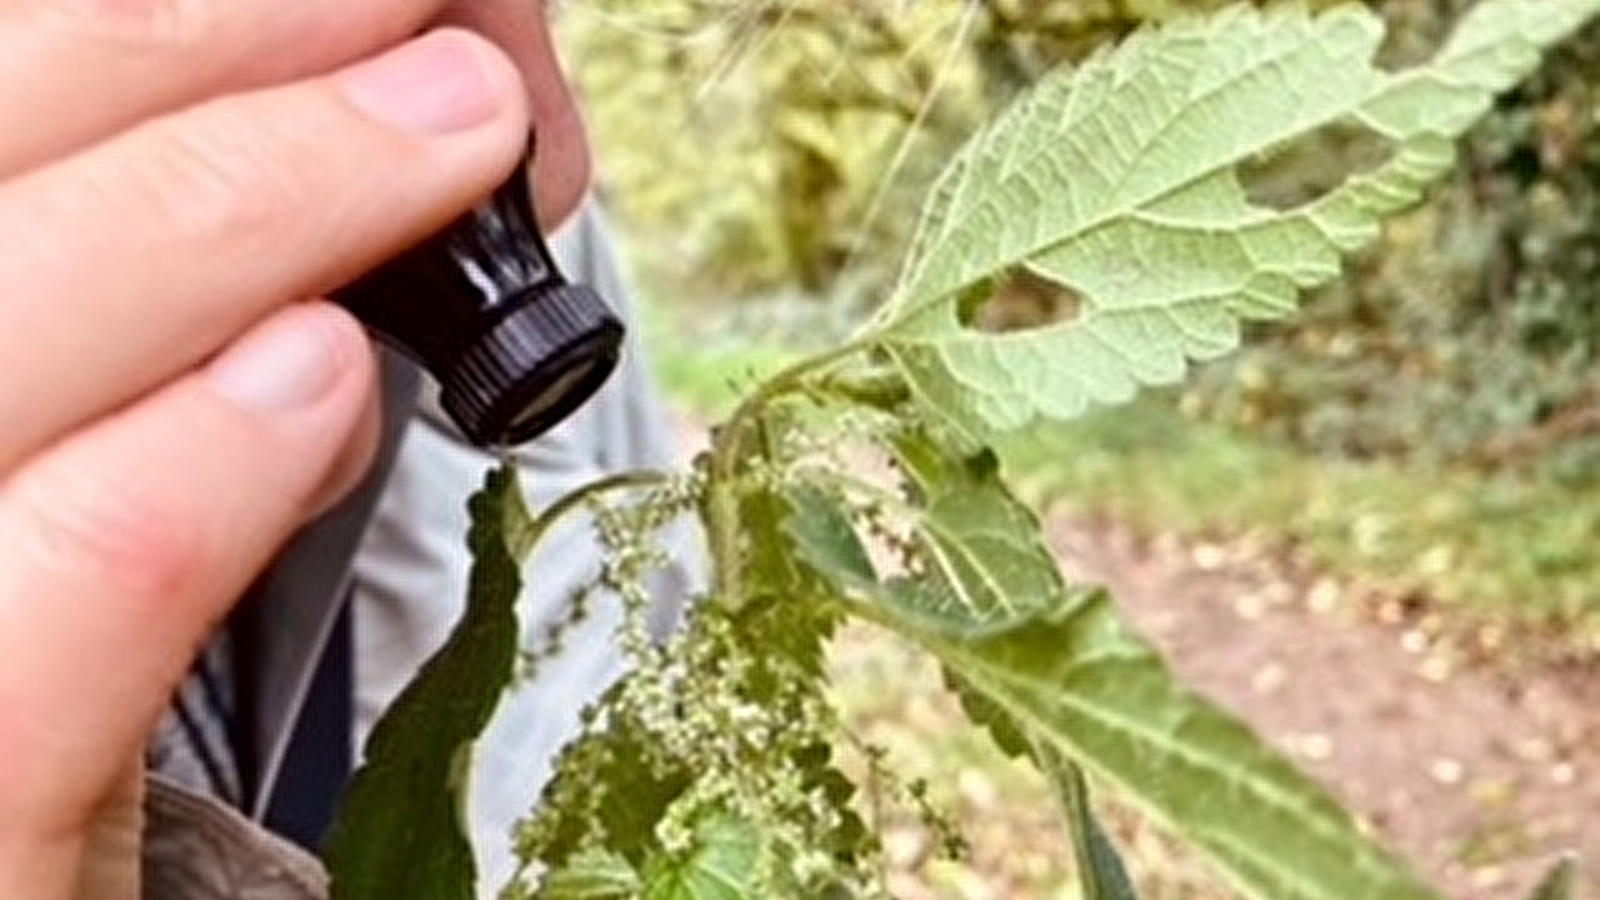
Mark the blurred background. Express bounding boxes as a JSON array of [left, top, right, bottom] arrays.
[[553, 2, 1600, 897]]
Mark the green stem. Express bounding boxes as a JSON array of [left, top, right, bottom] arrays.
[[1030, 736, 1136, 900], [518, 470, 672, 562], [1055, 753, 1104, 900], [702, 339, 874, 604]]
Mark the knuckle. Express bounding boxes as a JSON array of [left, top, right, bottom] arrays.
[[45, 0, 212, 52], [5, 462, 205, 603]]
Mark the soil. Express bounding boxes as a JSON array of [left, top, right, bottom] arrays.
[[1047, 514, 1600, 900]]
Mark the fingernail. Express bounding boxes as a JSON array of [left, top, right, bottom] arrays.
[[337, 30, 506, 135], [205, 306, 350, 412]]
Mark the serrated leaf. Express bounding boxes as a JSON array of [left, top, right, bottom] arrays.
[[865, 0, 1600, 438], [1033, 744, 1141, 900], [641, 819, 763, 900], [736, 483, 848, 681], [781, 452, 1437, 900], [892, 592, 1439, 900], [326, 463, 535, 900], [783, 485, 878, 590], [541, 850, 642, 900], [531, 693, 696, 871], [945, 668, 1031, 758], [888, 431, 1070, 623], [780, 431, 1061, 625]]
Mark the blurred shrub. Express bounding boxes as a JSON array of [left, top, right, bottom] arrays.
[[560, 0, 985, 332]]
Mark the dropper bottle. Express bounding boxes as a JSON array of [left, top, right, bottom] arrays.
[[332, 149, 623, 446]]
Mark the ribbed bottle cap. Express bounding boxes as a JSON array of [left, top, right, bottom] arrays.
[[439, 283, 623, 446]]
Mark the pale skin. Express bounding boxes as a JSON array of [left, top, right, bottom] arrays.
[[0, 2, 591, 898]]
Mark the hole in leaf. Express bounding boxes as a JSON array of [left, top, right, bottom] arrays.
[[1239, 119, 1394, 211], [962, 267, 1087, 333], [1370, 7, 1458, 70]]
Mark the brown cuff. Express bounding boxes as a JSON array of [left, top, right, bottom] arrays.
[[141, 777, 326, 900]]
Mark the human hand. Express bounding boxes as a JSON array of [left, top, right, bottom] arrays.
[[441, 0, 592, 228], [0, 3, 583, 898]]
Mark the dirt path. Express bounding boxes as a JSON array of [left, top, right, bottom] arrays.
[[1047, 515, 1600, 900]]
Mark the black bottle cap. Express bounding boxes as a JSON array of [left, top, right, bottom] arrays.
[[439, 282, 623, 446]]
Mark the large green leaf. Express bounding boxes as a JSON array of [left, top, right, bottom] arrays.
[[325, 464, 537, 900], [899, 593, 1439, 900], [887, 431, 1070, 623], [866, 0, 1600, 438], [784, 448, 1438, 900]]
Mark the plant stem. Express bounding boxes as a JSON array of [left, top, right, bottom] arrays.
[[702, 340, 874, 605], [520, 469, 673, 561]]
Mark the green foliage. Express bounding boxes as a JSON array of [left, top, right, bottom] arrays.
[[563, 0, 1360, 317], [638, 819, 764, 900], [807, 429, 1432, 897], [870, 0, 1598, 441], [564, 0, 983, 308], [574, 0, 1600, 480], [328, 4, 1600, 900], [887, 590, 1434, 900], [539, 850, 639, 900], [325, 465, 538, 900], [1189, 10, 1600, 480]]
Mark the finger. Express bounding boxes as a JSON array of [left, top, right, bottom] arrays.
[[0, 28, 527, 473], [441, 0, 591, 226], [0, 0, 446, 174], [0, 302, 374, 900], [74, 758, 144, 900], [310, 375, 386, 519]]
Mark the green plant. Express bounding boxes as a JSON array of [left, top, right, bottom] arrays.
[[1190, 6, 1600, 481], [324, 4, 1600, 900]]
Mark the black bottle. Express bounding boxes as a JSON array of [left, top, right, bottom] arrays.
[[333, 157, 623, 447]]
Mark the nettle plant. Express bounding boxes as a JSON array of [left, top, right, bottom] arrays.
[[326, 4, 1598, 900]]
